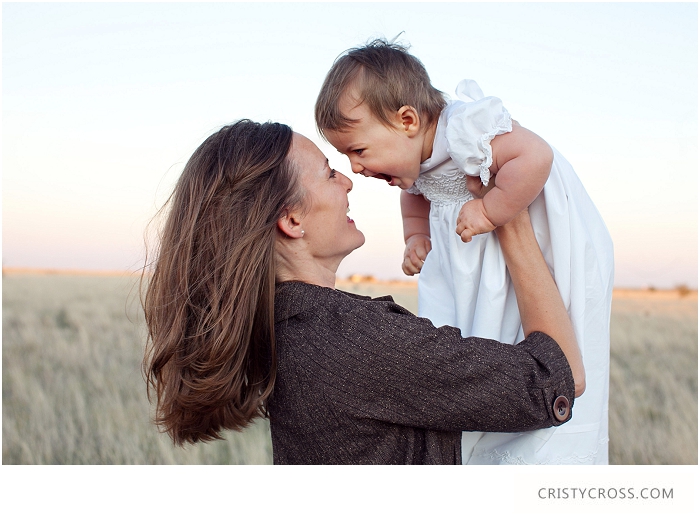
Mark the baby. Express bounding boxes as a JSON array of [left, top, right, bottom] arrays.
[[315, 38, 614, 465]]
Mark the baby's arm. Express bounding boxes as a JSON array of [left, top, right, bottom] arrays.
[[401, 190, 432, 276], [456, 122, 553, 243], [484, 122, 553, 225]]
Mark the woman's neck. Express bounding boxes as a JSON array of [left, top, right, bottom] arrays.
[[275, 254, 338, 289]]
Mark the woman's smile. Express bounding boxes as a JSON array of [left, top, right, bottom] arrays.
[[290, 133, 365, 261]]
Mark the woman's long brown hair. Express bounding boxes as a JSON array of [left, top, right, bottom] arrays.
[[142, 120, 303, 445]]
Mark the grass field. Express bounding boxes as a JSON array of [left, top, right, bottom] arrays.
[[2, 273, 697, 464]]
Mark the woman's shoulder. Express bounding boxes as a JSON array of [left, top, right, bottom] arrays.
[[274, 281, 334, 322], [273, 282, 418, 370], [274, 281, 408, 324]]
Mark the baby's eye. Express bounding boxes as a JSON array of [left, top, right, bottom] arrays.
[[353, 149, 364, 156]]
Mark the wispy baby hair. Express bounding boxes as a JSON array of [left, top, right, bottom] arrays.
[[315, 37, 447, 136], [142, 119, 304, 446]]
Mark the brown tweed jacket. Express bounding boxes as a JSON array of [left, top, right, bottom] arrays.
[[269, 281, 575, 465]]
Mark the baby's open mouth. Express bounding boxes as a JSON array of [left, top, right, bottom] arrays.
[[376, 174, 392, 183]]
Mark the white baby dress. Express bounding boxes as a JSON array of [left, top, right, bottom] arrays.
[[407, 80, 614, 464]]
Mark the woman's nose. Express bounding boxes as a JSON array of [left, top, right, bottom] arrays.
[[341, 172, 353, 191]]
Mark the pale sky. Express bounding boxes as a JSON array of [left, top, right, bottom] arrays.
[[2, 2, 698, 288]]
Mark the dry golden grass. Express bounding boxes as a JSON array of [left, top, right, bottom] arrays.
[[608, 289, 698, 464], [2, 274, 271, 464], [2, 274, 697, 464]]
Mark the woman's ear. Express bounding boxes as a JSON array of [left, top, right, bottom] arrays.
[[277, 209, 304, 239], [396, 106, 421, 136]]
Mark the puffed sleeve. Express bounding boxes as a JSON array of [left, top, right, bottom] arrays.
[[445, 79, 513, 186]]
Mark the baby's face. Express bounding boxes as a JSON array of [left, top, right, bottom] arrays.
[[324, 96, 425, 190]]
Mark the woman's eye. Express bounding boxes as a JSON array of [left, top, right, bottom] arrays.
[[329, 169, 337, 178]]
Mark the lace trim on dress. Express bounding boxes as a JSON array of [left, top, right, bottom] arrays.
[[470, 436, 609, 465], [475, 109, 512, 186], [408, 169, 474, 207], [451, 79, 514, 187], [406, 184, 421, 195]]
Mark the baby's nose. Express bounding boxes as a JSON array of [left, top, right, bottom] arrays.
[[351, 160, 364, 174]]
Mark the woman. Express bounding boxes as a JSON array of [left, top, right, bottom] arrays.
[[143, 119, 584, 465]]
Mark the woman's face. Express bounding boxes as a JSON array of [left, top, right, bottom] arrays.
[[290, 133, 365, 266]]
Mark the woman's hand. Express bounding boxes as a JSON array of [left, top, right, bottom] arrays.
[[402, 234, 432, 275]]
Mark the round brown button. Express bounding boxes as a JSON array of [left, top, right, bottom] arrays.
[[553, 395, 570, 422]]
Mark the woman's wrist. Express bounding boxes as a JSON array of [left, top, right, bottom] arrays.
[[494, 210, 533, 251]]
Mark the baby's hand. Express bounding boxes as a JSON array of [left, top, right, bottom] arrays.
[[402, 234, 432, 276], [455, 199, 496, 243]]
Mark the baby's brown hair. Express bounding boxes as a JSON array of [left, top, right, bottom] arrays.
[[315, 38, 447, 136]]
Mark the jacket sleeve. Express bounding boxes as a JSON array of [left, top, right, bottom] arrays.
[[291, 292, 575, 433]]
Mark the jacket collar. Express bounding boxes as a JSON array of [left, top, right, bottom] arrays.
[[274, 281, 393, 323]]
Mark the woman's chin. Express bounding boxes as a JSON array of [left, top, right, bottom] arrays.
[[345, 230, 366, 255]]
